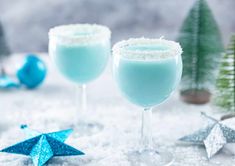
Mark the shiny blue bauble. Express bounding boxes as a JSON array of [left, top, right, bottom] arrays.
[[17, 54, 47, 89]]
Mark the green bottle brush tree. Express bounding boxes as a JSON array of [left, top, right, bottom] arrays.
[[177, 0, 224, 104], [214, 34, 235, 112], [0, 20, 11, 75]]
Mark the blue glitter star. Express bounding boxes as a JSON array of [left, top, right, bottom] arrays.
[[1, 126, 85, 166]]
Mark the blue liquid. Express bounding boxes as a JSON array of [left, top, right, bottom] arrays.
[[114, 45, 182, 108], [52, 42, 110, 84], [127, 45, 169, 51]]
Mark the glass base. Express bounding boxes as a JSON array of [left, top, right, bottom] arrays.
[[128, 149, 174, 166], [70, 121, 103, 137]]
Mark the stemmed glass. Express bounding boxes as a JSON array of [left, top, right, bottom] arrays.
[[49, 24, 111, 135], [113, 38, 182, 165]]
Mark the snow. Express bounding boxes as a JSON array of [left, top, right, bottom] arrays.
[[0, 54, 235, 165]]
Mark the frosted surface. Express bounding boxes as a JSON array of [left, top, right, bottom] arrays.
[[0, 54, 234, 166]]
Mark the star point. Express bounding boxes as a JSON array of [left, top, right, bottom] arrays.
[[1, 127, 84, 166], [179, 112, 235, 159]]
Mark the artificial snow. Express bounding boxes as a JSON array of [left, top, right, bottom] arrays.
[[0, 54, 235, 166]]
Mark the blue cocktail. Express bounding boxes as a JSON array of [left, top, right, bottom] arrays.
[[113, 38, 182, 165], [52, 43, 109, 83], [49, 24, 111, 135]]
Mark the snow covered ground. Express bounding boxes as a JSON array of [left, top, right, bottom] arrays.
[[0, 54, 235, 165]]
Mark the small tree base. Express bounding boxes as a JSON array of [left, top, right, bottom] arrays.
[[180, 89, 211, 104]]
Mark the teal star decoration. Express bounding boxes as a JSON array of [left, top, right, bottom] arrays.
[[0, 73, 20, 89], [179, 112, 235, 159], [1, 125, 85, 166]]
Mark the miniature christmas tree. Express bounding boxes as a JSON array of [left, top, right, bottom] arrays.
[[214, 34, 235, 112], [0, 22, 11, 63], [0, 20, 11, 74], [177, 0, 224, 104]]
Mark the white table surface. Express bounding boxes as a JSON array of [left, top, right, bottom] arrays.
[[0, 54, 235, 166]]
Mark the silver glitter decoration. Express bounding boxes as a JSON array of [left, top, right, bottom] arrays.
[[179, 112, 235, 159]]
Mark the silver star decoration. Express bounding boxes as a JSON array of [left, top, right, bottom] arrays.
[[179, 112, 235, 159]]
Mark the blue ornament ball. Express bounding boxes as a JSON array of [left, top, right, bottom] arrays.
[[17, 54, 47, 89]]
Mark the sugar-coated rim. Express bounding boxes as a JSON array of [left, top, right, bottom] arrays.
[[112, 38, 182, 60], [49, 24, 111, 45]]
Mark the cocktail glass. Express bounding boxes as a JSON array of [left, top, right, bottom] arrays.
[[113, 38, 182, 165], [49, 24, 111, 135]]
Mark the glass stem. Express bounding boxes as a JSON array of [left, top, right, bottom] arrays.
[[141, 107, 153, 150], [76, 84, 87, 122]]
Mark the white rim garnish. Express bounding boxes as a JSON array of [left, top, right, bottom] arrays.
[[112, 38, 182, 60], [49, 24, 111, 45]]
